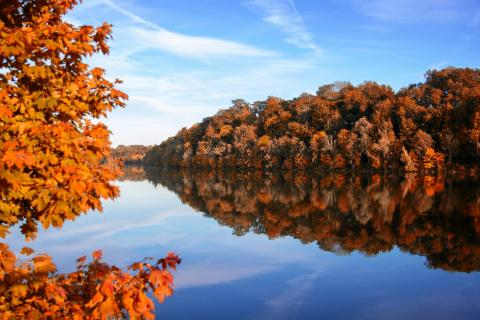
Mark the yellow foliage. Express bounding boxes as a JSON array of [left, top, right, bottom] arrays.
[[257, 135, 271, 148]]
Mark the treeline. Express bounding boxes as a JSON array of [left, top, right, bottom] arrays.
[[144, 67, 480, 173], [111, 144, 152, 165], [146, 168, 480, 272]]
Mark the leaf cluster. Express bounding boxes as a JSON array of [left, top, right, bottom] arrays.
[[0, 245, 180, 319]]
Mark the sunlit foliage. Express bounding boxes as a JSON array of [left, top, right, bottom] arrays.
[[0, 1, 178, 318], [0, 245, 180, 319], [0, 0, 128, 239], [145, 68, 480, 174], [111, 145, 152, 165]]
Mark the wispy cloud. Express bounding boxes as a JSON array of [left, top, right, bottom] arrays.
[[175, 263, 273, 289], [352, 0, 473, 23], [97, 0, 275, 60], [248, 271, 322, 320], [245, 0, 322, 52], [67, 0, 331, 145], [129, 27, 276, 59], [101, 0, 160, 30]]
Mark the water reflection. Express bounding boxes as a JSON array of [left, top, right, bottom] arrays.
[[143, 167, 480, 272]]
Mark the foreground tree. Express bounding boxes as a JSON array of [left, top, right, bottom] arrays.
[[0, 0, 179, 318], [0, 0, 127, 237], [0, 246, 180, 319]]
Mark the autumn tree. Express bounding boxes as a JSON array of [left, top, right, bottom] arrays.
[[111, 145, 153, 165], [0, 0, 129, 237], [470, 111, 480, 164], [0, 0, 179, 317], [0, 245, 180, 319], [144, 67, 479, 174]]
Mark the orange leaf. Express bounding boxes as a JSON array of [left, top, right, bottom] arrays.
[[33, 255, 56, 274], [20, 246, 34, 256], [92, 250, 103, 260]]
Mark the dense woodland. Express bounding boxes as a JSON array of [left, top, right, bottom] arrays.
[[146, 168, 480, 272], [111, 144, 152, 164], [144, 67, 480, 173]]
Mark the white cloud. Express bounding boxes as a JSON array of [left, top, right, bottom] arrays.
[[174, 263, 273, 289], [66, 0, 330, 146], [101, 0, 160, 30], [95, 0, 275, 60], [94, 48, 325, 145], [100, 55, 325, 145], [129, 27, 276, 59], [248, 271, 323, 320], [245, 0, 322, 52]]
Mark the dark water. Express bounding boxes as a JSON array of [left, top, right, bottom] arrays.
[[5, 167, 480, 319]]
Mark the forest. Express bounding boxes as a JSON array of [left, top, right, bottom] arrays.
[[144, 67, 480, 174], [110, 144, 152, 164]]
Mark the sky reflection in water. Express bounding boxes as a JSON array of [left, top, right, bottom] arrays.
[[5, 169, 480, 319]]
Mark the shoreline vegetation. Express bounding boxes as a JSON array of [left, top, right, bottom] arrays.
[[111, 144, 153, 165], [138, 67, 479, 175]]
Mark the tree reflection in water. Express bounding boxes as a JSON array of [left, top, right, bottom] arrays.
[[145, 167, 480, 272]]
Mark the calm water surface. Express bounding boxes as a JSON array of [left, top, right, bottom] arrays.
[[5, 168, 480, 319]]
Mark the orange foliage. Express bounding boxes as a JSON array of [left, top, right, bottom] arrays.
[[333, 154, 346, 169], [0, 1, 179, 318], [144, 68, 480, 175], [0, 0, 127, 239], [0, 245, 180, 319], [111, 145, 153, 165]]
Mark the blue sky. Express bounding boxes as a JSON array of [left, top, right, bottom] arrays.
[[67, 0, 480, 145]]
